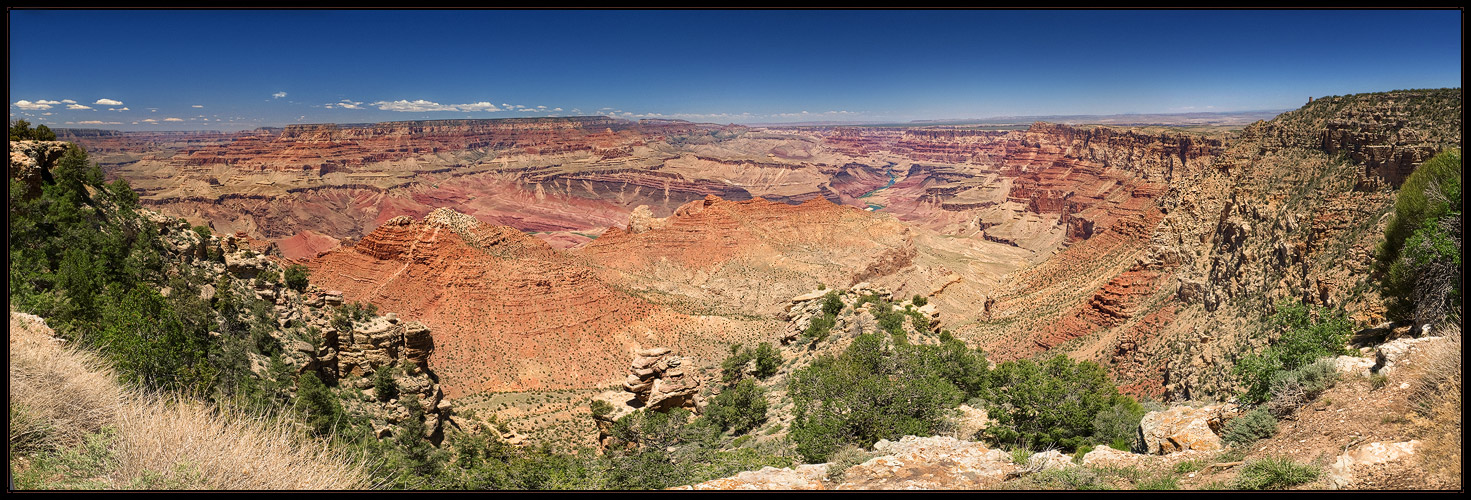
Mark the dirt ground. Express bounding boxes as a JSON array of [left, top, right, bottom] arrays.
[[1176, 357, 1459, 490]]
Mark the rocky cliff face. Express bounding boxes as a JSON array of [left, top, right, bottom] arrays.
[[9, 140, 70, 199], [92, 204, 457, 443], [304, 207, 729, 396], [991, 89, 1462, 400]]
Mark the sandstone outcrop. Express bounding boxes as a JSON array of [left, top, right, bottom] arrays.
[[9, 140, 70, 200], [622, 347, 702, 413], [1138, 404, 1237, 455], [1372, 335, 1454, 376], [682, 465, 831, 490]]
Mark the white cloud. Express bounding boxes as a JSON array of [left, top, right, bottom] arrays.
[[458, 101, 501, 112], [373, 99, 457, 112], [192, 104, 204, 108], [272, 92, 287, 99], [373, 99, 506, 113], [94, 98, 124, 106], [330, 99, 364, 110], [553, 107, 563, 111], [61, 99, 76, 104], [41, 112, 53, 116], [112, 107, 130, 112], [67, 104, 93, 110], [75, 120, 121, 125], [163, 117, 185, 122], [141, 118, 158, 123], [536, 105, 547, 109], [14, 100, 53, 110]]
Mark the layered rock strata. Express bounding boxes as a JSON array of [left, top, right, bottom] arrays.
[[622, 346, 702, 413]]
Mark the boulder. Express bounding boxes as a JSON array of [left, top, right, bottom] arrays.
[[1081, 445, 1145, 466], [1333, 355, 1376, 377], [1139, 405, 1232, 454], [1327, 440, 1419, 489]]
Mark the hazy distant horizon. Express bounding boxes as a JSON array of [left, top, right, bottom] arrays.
[[10, 9, 1461, 132]]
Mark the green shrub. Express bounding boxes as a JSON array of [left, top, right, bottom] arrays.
[[1014, 466, 1110, 490], [721, 343, 782, 384], [825, 444, 875, 484], [751, 342, 781, 379], [788, 333, 972, 462], [982, 354, 1126, 452], [1135, 474, 1180, 490], [1265, 358, 1339, 416], [802, 313, 837, 344], [719, 344, 753, 384], [375, 365, 400, 402], [283, 264, 310, 292], [1235, 301, 1352, 404], [1072, 444, 1093, 464], [588, 399, 614, 418], [1232, 457, 1319, 490], [1091, 396, 1147, 451], [704, 379, 768, 435], [1222, 409, 1278, 446], [296, 371, 346, 438], [1378, 149, 1462, 324], [1010, 446, 1034, 465], [1370, 373, 1390, 390], [821, 291, 844, 317], [9, 120, 56, 141], [1174, 459, 1205, 474], [331, 301, 378, 333]]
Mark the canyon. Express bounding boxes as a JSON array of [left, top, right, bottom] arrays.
[[78, 88, 1461, 409]]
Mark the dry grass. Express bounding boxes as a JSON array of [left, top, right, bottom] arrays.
[[9, 312, 122, 452], [109, 396, 372, 489], [10, 311, 373, 490], [1407, 322, 1461, 488]]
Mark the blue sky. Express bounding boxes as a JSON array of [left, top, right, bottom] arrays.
[[8, 9, 1462, 131]]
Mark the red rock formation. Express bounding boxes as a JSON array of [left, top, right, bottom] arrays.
[[576, 194, 918, 315], [306, 208, 668, 397], [278, 229, 342, 261]]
